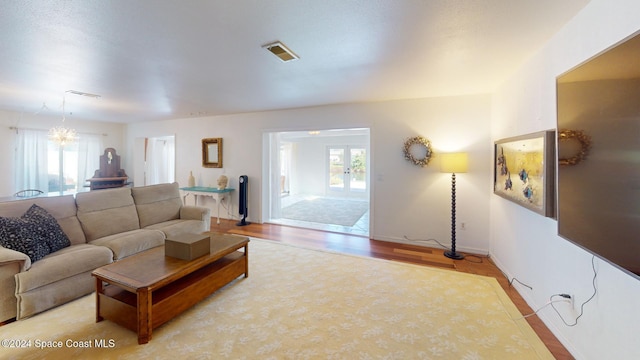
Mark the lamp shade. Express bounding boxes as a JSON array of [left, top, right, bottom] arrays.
[[440, 152, 468, 173]]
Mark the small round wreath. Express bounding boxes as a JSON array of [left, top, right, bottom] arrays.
[[558, 129, 591, 166], [403, 136, 433, 167]]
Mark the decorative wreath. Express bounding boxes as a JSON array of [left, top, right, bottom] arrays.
[[558, 129, 591, 166], [403, 136, 433, 167]]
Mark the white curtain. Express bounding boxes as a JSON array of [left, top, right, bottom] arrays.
[[76, 133, 104, 192], [146, 136, 175, 185], [14, 129, 49, 193], [14, 129, 105, 194], [165, 136, 175, 183]]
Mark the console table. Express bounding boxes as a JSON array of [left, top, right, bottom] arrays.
[[180, 187, 234, 224]]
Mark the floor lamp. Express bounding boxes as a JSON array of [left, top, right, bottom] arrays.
[[440, 153, 468, 260]]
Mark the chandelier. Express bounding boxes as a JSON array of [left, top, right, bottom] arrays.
[[48, 90, 101, 145], [48, 124, 77, 146], [49, 93, 77, 146]]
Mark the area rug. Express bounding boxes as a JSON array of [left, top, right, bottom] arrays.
[[1, 239, 553, 359], [281, 198, 368, 226]]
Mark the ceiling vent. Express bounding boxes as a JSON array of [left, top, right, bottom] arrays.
[[262, 41, 299, 62]]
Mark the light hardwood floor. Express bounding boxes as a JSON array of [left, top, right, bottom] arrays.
[[215, 220, 574, 360]]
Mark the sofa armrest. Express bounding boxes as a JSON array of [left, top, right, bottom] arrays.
[[0, 246, 30, 322], [0, 246, 31, 272], [180, 205, 211, 230]]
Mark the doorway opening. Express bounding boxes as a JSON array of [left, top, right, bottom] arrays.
[[264, 128, 370, 236], [133, 135, 175, 187], [327, 145, 368, 197]]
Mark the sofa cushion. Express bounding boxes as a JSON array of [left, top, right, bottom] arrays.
[[132, 182, 183, 228], [14, 244, 113, 294], [76, 187, 140, 241], [144, 219, 208, 239], [88, 229, 165, 260], [16, 271, 96, 320], [0, 205, 70, 263]]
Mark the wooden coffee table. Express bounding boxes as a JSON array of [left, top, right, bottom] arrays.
[[92, 233, 249, 344]]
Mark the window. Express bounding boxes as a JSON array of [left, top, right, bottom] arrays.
[[14, 129, 104, 194]]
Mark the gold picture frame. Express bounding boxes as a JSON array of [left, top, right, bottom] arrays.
[[202, 138, 223, 168], [493, 130, 555, 217]]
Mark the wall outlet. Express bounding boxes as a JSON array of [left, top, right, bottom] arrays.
[[561, 293, 575, 309], [460, 222, 466, 230]]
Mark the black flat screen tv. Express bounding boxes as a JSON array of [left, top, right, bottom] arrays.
[[556, 32, 640, 279]]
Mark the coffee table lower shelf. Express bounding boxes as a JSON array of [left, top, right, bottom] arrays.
[[95, 251, 247, 344]]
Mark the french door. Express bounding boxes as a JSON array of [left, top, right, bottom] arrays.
[[327, 145, 367, 198]]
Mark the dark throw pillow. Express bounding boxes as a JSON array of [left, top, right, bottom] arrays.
[[0, 204, 71, 263], [22, 204, 71, 253], [0, 215, 50, 263]]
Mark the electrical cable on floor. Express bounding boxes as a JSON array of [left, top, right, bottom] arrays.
[[514, 299, 572, 320], [509, 277, 533, 290], [219, 198, 240, 221], [402, 235, 449, 250], [402, 235, 489, 263], [550, 255, 598, 327]]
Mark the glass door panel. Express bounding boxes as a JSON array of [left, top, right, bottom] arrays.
[[350, 147, 366, 192], [329, 148, 345, 191], [328, 146, 367, 197]]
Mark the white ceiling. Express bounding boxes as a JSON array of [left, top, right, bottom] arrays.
[[0, 0, 590, 123]]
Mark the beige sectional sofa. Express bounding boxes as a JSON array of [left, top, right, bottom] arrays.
[[0, 182, 210, 322]]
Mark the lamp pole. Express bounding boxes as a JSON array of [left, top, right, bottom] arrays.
[[444, 172, 464, 260], [440, 152, 468, 260]]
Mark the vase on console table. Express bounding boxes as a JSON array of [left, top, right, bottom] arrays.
[[188, 171, 195, 187]]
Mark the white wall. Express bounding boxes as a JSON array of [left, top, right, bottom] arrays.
[[490, 0, 640, 358], [367, 96, 492, 253], [288, 133, 368, 197], [294, 137, 326, 196], [125, 94, 492, 253], [0, 110, 125, 197]]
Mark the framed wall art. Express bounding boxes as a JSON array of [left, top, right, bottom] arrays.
[[494, 130, 555, 217]]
